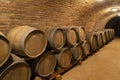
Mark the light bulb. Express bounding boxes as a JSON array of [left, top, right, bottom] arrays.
[[111, 8, 119, 12]]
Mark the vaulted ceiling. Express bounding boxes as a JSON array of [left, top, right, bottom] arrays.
[[0, 0, 120, 33]]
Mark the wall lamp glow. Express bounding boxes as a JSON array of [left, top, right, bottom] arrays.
[[118, 13, 120, 16], [111, 8, 119, 12]]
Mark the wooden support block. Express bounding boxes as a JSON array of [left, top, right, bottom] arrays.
[[55, 74, 62, 80]]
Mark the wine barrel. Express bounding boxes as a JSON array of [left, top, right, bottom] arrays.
[[110, 29, 114, 40], [109, 29, 115, 40], [104, 29, 110, 42], [64, 27, 78, 46], [56, 48, 72, 68], [101, 31, 107, 44], [71, 43, 83, 60], [111, 29, 115, 39], [0, 54, 31, 80], [47, 28, 66, 50], [75, 27, 86, 41], [96, 31, 104, 48], [34, 76, 42, 80], [108, 29, 112, 41], [0, 32, 11, 67], [108, 29, 111, 41], [86, 32, 98, 51], [82, 40, 90, 55], [29, 51, 56, 77], [7, 26, 47, 58]]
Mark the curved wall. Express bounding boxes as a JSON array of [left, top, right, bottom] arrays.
[[0, 0, 120, 33]]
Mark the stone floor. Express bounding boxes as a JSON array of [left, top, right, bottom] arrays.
[[62, 38, 120, 80]]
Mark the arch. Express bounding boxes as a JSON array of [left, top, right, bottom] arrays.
[[105, 16, 120, 37]]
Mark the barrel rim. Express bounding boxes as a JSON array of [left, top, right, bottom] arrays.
[[71, 43, 83, 60], [48, 28, 66, 50], [104, 30, 110, 42], [91, 32, 98, 49], [23, 29, 47, 58], [77, 27, 86, 41], [102, 31, 107, 45], [105, 32, 108, 43], [96, 32, 104, 47], [66, 27, 78, 45], [0, 61, 31, 80], [82, 40, 90, 55], [109, 30, 113, 40], [57, 48, 72, 68], [35, 52, 56, 77], [0, 32, 11, 67]]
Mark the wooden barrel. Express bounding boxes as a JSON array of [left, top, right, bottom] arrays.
[[0, 54, 31, 80], [111, 29, 115, 39], [82, 40, 90, 55], [56, 48, 72, 68], [47, 28, 66, 50], [108, 29, 111, 41], [109, 29, 114, 40], [71, 43, 83, 60], [34, 76, 42, 80], [55, 74, 62, 80], [109, 29, 115, 40], [75, 27, 86, 41], [0, 32, 11, 67], [86, 32, 98, 51], [101, 31, 107, 44], [7, 26, 47, 58], [108, 29, 112, 41], [29, 51, 56, 77], [104, 29, 110, 42], [96, 31, 104, 48], [64, 27, 78, 46]]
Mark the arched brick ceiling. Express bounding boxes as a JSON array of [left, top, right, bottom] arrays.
[[0, 0, 120, 33]]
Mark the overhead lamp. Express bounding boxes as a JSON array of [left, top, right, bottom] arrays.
[[97, 0, 104, 2], [111, 8, 119, 12]]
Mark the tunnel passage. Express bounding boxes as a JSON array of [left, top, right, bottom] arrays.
[[105, 16, 120, 37]]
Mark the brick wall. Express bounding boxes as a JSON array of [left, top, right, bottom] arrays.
[[0, 0, 120, 34]]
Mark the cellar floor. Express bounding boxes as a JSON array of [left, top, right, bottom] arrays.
[[62, 38, 120, 80]]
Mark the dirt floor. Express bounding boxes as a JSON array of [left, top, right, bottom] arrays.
[[62, 38, 120, 80]]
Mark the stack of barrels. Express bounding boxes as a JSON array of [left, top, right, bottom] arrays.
[[0, 25, 115, 80], [86, 29, 115, 53], [0, 30, 31, 80], [0, 26, 49, 80]]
